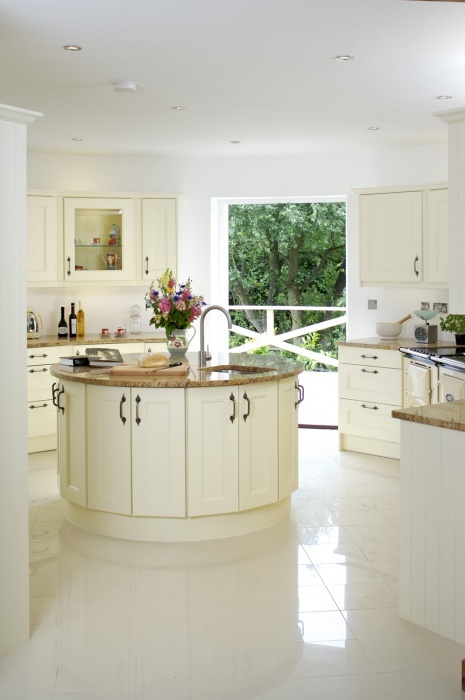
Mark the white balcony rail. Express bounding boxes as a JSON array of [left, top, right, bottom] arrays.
[[228, 305, 347, 368]]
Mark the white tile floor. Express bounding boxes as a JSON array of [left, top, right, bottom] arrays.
[[2, 430, 465, 699]]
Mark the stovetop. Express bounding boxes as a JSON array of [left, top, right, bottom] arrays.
[[398, 345, 465, 371]]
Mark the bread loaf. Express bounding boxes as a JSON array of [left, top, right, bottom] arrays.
[[138, 353, 168, 369]]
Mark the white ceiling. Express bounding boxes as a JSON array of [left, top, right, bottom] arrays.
[[1, 0, 464, 157]]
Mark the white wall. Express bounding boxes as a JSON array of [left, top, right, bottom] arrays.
[[27, 141, 449, 341]]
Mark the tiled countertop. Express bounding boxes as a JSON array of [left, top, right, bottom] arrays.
[[392, 401, 465, 433], [50, 352, 305, 388], [27, 332, 167, 348]]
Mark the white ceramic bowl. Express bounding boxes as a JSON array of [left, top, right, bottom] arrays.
[[376, 322, 402, 339]]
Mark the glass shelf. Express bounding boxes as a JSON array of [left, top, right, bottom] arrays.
[[75, 244, 123, 248]]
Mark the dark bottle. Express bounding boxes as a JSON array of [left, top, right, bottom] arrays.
[[69, 302, 77, 338], [58, 306, 68, 338]]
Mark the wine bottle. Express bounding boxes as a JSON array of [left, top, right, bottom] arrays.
[[58, 306, 68, 338], [77, 301, 85, 337], [69, 302, 77, 338]]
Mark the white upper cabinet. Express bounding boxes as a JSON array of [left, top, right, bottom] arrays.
[[64, 197, 136, 282], [27, 195, 58, 282], [141, 198, 177, 281], [359, 185, 448, 287]]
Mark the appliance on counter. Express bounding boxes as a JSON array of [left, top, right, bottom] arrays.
[[399, 346, 465, 406], [413, 309, 439, 343], [27, 308, 43, 339]]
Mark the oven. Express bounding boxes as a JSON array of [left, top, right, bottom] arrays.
[[400, 351, 438, 407], [399, 346, 465, 406]]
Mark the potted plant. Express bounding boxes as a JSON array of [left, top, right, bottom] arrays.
[[439, 314, 465, 345]]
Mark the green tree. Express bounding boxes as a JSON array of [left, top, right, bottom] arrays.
[[228, 202, 346, 369]]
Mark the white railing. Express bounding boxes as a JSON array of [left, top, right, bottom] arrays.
[[228, 305, 347, 368]]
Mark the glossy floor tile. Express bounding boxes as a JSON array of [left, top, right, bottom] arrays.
[[1, 429, 464, 699]]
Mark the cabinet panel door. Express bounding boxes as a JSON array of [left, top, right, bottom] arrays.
[[27, 195, 58, 282], [187, 386, 238, 516], [426, 189, 448, 285], [239, 383, 278, 511], [141, 199, 177, 281], [339, 364, 402, 405], [58, 380, 87, 507], [87, 385, 131, 515], [339, 398, 400, 443], [278, 376, 299, 499], [132, 388, 186, 517], [360, 191, 423, 283]]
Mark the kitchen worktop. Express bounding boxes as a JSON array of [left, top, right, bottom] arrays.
[[337, 337, 458, 351], [27, 332, 166, 348], [50, 352, 305, 388], [392, 400, 465, 433]]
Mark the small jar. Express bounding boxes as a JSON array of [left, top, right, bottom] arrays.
[[129, 304, 141, 334]]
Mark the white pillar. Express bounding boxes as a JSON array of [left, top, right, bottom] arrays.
[[435, 107, 465, 313], [0, 104, 41, 655]]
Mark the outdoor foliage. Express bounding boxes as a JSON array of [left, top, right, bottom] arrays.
[[228, 202, 346, 370]]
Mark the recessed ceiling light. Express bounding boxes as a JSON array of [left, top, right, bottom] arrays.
[[368, 126, 380, 131], [112, 81, 138, 93], [436, 95, 452, 101], [172, 106, 186, 111], [63, 45, 81, 52], [230, 141, 241, 144], [336, 54, 354, 61], [72, 137, 83, 142]]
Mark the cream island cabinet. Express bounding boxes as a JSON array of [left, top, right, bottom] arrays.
[[50, 353, 304, 542], [27, 192, 177, 286], [358, 185, 448, 287]]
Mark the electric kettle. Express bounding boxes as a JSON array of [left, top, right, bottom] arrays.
[[27, 309, 43, 339]]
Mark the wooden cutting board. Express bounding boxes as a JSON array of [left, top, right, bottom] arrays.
[[109, 364, 189, 377]]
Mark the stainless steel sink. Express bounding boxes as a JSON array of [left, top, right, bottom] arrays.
[[198, 364, 275, 374]]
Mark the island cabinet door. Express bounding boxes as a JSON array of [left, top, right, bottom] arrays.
[[57, 380, 87, 507], [278, 376, 299, 499], [131, 388, 186, 517], [238, 382, 278, 511], [86, 385, 131, 515], [186, 386, 239, 517]]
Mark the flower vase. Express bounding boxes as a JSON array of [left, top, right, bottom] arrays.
[[166, 326, 196, 355]]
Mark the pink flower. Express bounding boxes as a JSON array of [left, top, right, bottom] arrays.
[[158, 297, 171, 313]]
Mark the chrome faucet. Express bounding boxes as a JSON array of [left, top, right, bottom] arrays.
[[198, 304, 232, 366]]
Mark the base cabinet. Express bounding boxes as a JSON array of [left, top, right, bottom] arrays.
[[57, 380, 87, 507], [278, 376, 299, 498]]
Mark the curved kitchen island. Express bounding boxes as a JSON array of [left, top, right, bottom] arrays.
[[51, 352, 304, 541]]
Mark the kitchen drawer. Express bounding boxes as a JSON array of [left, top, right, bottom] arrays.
[[338, 346, 401, 369], [27, 345, 71, 367], [339, 398, 401, 443], [27, 365, 58, 401], [339, 364, 402, 405], [27, 398, 56, 438]]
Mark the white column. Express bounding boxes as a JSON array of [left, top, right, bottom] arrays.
[[0, 104, 41, 655], [435, 107, 465, 312]]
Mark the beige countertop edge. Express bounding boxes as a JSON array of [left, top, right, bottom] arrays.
[[27, 333, 167, 348], [392, 400, 465, 433], [50, 354, 305, 388], [337, 337, 458, 350]]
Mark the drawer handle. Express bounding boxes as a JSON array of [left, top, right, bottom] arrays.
[[361, 404, 379, 410], [361, 369, 379, 374], [29, 367, 48, 373], [361, 355, 378, 360], [29, 403, 48, 410], [28, 353, 48, 359]]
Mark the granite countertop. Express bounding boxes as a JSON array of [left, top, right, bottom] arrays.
[[27, 332, 167, 348], [392, 401, 465, 433], [50, 351, 305, 388], [337, 336, 458, 351]]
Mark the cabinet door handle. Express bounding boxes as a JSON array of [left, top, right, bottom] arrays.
[[361, 403, 379, 410], [28, 353, 48, 359], [229, 392, 236, 423], [361, 369, 379, 374], [414, 255, 419, 277], [29, 367, 48, 374], [57, 387, 65, 414], [295, 381, 305, 408], [67, 257, 71, 276], [145, 256, 149, 276], [361, 354, 378, 360], [52, 382, 59, 406], [135, 394, 141, 425], [243, 392, 250, 422], [29, 403, 48, 410], [120, 394, 127, 424]]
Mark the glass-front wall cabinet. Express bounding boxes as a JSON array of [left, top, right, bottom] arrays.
[[64, 197, 135, 282]]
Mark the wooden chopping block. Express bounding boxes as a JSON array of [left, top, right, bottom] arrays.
[[109, 364, 189, 377]]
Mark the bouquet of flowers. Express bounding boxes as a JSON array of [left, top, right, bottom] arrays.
[[145, 268, 206, 339]]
